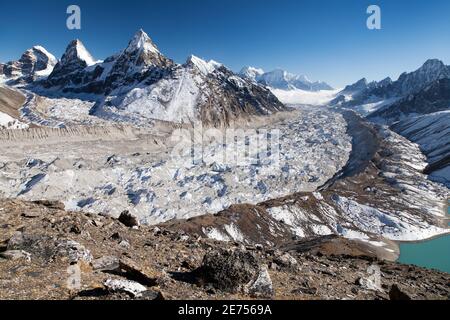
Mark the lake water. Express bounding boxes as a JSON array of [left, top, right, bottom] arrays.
[[398, 234, 450, 274], [398, 201, 449, 274]]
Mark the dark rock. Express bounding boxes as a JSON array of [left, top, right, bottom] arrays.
[[137, 290, 164, 300], [196, 248, 273, 297], [118, 257, 159, 286], [118, 211, 140, 228], [389, 284, 412, 300], [32, 200, 65, 210]]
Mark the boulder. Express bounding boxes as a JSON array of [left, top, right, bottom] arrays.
[[273, 252, 298, 270], [118, 211, 140, 228], [92, 256, 120, 271], [389, 284, 412, 300], [104, 279, 147, 298], [196, 248, 273, 297]]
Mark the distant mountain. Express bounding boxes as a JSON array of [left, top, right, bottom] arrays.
[[239, 67, 333, 91], [368, 78, 450, 123], [33, 30, 286, 126], [332, 59, 450, 185], [391, 110, 450, 186], [239, 66, 264, 82], [331, 59, 450, 118], [0, 46, 57, 80]]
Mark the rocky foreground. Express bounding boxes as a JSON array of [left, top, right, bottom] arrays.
[[0, 199, 448, 300]]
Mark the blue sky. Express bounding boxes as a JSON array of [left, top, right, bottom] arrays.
[[1, 0, 449, 87]]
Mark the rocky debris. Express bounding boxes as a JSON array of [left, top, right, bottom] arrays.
[[273, 252, 298, 271], [92, 256, 120, 271], [104, 279, 147, 298], [117, 257, 160, 287], [248, 266, 274, 298], [6, 231, 92, 264], [55, 240, 93, 264], [0, 250, 31, 262], [6, 232, 56, 261], [0, 199, 448, 300], [389, 284, 412, 301], [196, 248, 273, 297], [32, 200, 65, 210], [118, 211, 140, 228]]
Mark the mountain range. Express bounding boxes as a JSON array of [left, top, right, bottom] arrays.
[[239, 67, 334, 91], [331, 59, 450, 120], [328, 58, 450, 186], [1, 30, 286, 126]]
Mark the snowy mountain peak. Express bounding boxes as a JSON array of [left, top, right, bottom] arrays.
[[0, 45, 58, 79], [257, 69, 333, 91], [186, 55, 222, 75], [239, 67, 333, 91], [239, 66, 265, 82], [31, 46, 57, 63], [61, 39, 96, 67], [125, 29, 160, 55], [415, 59, 449, 77]]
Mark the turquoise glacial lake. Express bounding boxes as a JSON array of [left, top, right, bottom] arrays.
[[398, 234, 450, 274], [397, 201, 450, 274]]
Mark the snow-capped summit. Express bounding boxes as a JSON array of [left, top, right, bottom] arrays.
[[35, 30, 286, 125], [0, 46, 57, 80], [61, 39, 96, 67], [186, 55, 222, 75], [46, 40, 97, 86], [340, 78, 369, 94], [239, 66, 265, 82], [239, 67, 333, 92], [125, 29, 160, 55], [109, 29, 173, 72]]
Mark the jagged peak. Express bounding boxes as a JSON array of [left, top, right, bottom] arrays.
[[125, 29, 160, 54], [186, 55, 222, 75], [28, 46, 57, 63], [417, 59, 447, 73], [61, 39, 96, 66]]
